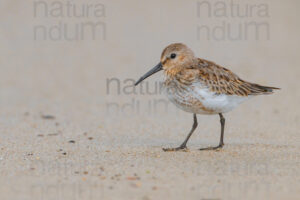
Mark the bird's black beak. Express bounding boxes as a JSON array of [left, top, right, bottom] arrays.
[[134, 62, 163, 86]]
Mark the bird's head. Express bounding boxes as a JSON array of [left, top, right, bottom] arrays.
[[135, 43, 195, 86]]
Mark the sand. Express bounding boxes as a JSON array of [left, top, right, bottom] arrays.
[[0, 0, 300, 199]]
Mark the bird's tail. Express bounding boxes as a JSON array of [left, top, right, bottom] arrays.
[[246, 82, 280, 95]]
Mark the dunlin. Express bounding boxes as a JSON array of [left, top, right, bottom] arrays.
[[135, 43, 279, 151]]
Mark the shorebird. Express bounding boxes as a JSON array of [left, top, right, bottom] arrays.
[[135, 43, 279, 151]]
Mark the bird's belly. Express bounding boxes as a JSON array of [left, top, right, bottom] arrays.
[[164, 85, 249, 115]]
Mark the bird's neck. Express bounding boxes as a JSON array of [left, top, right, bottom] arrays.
[[164, 65, 183, 78], [164, 59, 197, 78]]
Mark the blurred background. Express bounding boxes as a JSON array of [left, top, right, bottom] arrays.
[[0, 0, 299, 200]]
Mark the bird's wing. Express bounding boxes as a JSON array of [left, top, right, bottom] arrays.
[[189, 58, 279, 96]]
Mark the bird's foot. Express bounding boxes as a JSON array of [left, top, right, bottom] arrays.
[[163, 145, 189, 152], [199, 144, 224, 151]]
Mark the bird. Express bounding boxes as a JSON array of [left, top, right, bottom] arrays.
[[134, 43, 279, 151]]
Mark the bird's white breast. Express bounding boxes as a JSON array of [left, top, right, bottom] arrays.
[[193, 86, 250, 114], [164, 81, 250, 115]]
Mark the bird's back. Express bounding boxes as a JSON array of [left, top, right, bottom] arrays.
[[193, 58, 280, 96]]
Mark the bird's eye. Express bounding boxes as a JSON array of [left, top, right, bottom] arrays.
[[170, 53, 176, 59]]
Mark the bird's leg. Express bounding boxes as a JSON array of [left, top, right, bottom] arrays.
[[163, 114, 198, 152], [200, 113, 225, 151]]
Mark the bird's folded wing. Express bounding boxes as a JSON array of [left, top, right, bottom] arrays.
[[183, 58, 279, 96]]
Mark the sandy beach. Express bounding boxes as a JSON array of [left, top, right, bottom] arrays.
[[0, 0, 299, 199]]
